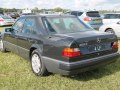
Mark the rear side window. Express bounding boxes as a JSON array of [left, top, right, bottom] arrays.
[[104, 14, 120, 19], [22, 18, 37, 34], [87, 11, 100, 17], [44, 18, 56, 33], [71, 11, 83, 16]]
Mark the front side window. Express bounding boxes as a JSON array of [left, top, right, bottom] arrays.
[[43, 17, 92, 34], [12, 18, 25, 32]]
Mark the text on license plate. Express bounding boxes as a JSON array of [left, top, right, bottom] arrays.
[[89, 44, 111, 52]]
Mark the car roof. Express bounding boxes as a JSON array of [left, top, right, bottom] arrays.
[[104, 13, 120, 15], [68, 10, 99, 13], [21, 14, 76, 18], [68, 11, 83, 12]]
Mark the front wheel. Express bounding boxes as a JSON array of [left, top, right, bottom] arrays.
[[31, 49, 49, 76]]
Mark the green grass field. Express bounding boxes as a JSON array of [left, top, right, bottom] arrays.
[[0, 27, 120, 90]]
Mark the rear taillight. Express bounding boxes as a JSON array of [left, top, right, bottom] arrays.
[[112, 41, 118, 49], [84, 17, 91, 21], [63, 48, 81, 58], [0, 19, 4, 22]]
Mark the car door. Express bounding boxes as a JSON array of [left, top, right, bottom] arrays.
[[3, 17, 25, 54], [16, 17, 39, 59]]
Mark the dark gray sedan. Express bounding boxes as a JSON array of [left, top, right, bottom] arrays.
[[0, 14, 119, 76]]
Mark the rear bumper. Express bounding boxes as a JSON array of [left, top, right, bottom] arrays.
[[90, 23, 103, 30], [42, 52, 119, 75]]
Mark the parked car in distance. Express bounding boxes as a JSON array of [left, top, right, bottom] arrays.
[[20, 13, 36, 17], [9, 13, 20, 19], [5, 12, 20, 19], [65, 11, 103, 29], [0, 15, 15, 26], [99, 21, 120, 39], [0, 14, 119, 76], [103, 13, 120, 24]]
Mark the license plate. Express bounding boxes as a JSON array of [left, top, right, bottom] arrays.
[[88, 44, 109, 52], [95, 20, 101, 22]]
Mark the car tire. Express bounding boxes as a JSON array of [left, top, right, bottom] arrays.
[[106, 29, 115, 34], [31, 49, 49, 76], [0, 39, 6, 52]]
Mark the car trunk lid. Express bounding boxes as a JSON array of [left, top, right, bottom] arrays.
[[68, 31, 117, 53], [55, 30, 118, 62]]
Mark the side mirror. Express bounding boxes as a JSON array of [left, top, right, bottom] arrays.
[[5, 28, 13, 33]]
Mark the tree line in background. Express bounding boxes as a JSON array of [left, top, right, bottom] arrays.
[[0, 7, 120, 14], [0, 7, 69, 14]]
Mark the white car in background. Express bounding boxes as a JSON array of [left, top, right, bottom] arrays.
[[103, 13, 120, 24], [99, 21, 120, 39], [0, 15, 15, 26], [65, 11, 103, 29]]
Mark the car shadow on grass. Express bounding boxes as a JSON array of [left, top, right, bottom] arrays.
[[63, 59, 120, 81]]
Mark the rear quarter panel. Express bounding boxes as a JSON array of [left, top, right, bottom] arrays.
[[42, 35, 74, 62]]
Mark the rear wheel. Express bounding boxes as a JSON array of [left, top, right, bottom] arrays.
[[31, 49, 49, 76], [105, 29, 115, 34]]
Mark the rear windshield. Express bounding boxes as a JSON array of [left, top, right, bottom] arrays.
[[0, 15, 12, 19], [43, 17, 92, 34], [87, 11, 100, 17], [71, 11, 83, 16], [104, 14, 120, 19]]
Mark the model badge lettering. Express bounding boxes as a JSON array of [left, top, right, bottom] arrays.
[[79, 43, 88, 47]]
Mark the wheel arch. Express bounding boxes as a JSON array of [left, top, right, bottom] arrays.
[[105, 28, 113, 32], [29, 44, 43, 60]]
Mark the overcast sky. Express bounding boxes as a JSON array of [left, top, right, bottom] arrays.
[[0, 0, 120, 10]]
